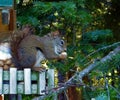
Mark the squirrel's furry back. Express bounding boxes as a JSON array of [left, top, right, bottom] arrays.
[[10, 25, 35, 68]]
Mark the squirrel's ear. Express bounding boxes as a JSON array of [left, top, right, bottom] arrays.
[[51, 31, 60, 36], [22, 25, 35, 34]]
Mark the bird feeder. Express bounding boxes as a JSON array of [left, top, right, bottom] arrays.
[[0, 0, 16, 32]]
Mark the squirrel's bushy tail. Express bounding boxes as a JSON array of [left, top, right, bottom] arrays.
[[10, 25, 34, 68]]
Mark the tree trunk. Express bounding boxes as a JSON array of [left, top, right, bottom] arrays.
[[67, 71, 82, 100]]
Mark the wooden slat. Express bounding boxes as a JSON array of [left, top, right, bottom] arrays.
[[31, 72, 38, 81], [32, 84, 37, 94], [47, 69, 54, 89], [10, 68, 17, 94], [17, 71, 24, 81], [1, 68, 55, 94], [3, 69, 52, 81], [47, 69, 56, 100], [17, 83, 24, 94], [7, 70, 37, 81], [17, 83, 38, 94], [0, 67, 3, 94], [24, 68, 31, 94], [38, 72, 46, 95], [3, 71, 9, 80], [3, 84, 9, 94]]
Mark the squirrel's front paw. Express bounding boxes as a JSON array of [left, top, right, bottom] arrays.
[[32, 67, 46, 72]]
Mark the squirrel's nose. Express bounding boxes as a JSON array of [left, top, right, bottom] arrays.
[[64, 48, 67, 52]]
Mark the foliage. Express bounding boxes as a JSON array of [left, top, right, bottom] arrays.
[[81, 29, 113, 43], [16, 0, 120, 100], [17, 0, 92, 35]]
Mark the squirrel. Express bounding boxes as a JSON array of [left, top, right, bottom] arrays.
[[10, 25, 67, 72]]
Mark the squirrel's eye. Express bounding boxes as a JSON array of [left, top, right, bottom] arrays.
[[60, 40, 64, 45]]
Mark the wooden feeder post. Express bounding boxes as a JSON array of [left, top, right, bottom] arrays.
[[0, 0, 16, 41]]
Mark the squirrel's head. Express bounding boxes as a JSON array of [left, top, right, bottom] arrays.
[[52, 31, 67, 59], [40, 30, 67, 60]]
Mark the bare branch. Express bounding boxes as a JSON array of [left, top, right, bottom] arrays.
[[33, 46, 120, 100], [78, 46, 120, 79]]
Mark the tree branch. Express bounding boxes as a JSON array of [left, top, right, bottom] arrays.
[[33, 46, 120, 100], [81, 42, 120, 63]]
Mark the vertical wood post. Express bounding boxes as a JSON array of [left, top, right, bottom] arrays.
[[24, 68, 31, 94], [38, 72, 46, 95], [47, 69, 54, 89], [10, 68, 17, 94], [47, 69, 57, 100]]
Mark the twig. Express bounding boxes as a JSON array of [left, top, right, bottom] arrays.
[[104, 76, 110, 100], [109, 85, 120, 95], [81, 42, 120, 62]]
